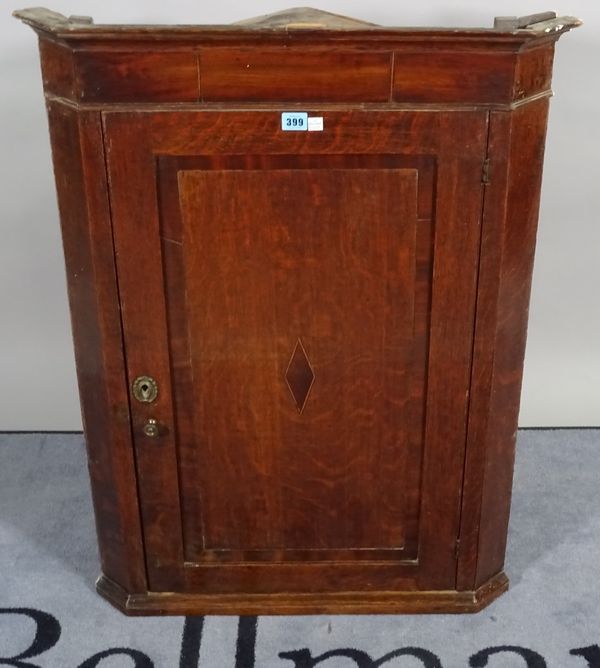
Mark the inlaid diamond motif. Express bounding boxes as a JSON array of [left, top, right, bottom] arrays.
[[285, 338, 315, 413]]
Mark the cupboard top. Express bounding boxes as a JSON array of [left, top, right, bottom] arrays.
[[14, 7, 580, 49], [14, 7, 581, 108]]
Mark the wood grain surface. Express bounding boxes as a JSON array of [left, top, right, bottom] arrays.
[[177, 167, 417, 556]]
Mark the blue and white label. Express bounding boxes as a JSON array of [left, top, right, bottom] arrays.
[[281, 112, 308, 131]]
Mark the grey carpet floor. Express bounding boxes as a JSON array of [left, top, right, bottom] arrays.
[[1, 430, 599, 667]]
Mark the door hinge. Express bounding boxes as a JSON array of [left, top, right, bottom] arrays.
[[481, 157, 491, 185]]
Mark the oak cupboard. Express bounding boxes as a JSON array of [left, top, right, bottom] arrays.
[[14, 7, 580, 615]]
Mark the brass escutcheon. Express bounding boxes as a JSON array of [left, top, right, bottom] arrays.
[[132, 375, 158, 403]]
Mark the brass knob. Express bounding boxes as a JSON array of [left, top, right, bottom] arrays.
[[143, 418, 159, 438]]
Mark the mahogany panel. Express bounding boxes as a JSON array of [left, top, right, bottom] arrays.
[[393, 51, 514, 104], [156, 153, 435, 563], [200, 49, 392, 102], [177, 167, 417, 557], [75, 50, 199, 102]]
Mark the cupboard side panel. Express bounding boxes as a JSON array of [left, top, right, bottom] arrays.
[[45, 100, 147, 593], [458, 97, 550, 589], [513, 44, 555, 102], [38, 37, 77, 101]]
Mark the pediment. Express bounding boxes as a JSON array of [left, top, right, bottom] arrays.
[[233, 7, 378, 30]]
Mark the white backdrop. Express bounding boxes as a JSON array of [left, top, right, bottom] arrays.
[[1, 1, 598, 429]]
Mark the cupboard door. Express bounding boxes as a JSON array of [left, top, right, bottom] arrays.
[[103, 110, 488, 594]]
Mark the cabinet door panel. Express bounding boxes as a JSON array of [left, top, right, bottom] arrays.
[[103, 110, 488, 593], [177, 166, 416, 558]]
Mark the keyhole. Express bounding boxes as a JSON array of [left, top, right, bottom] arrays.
[[133, 376, 157, 403]]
